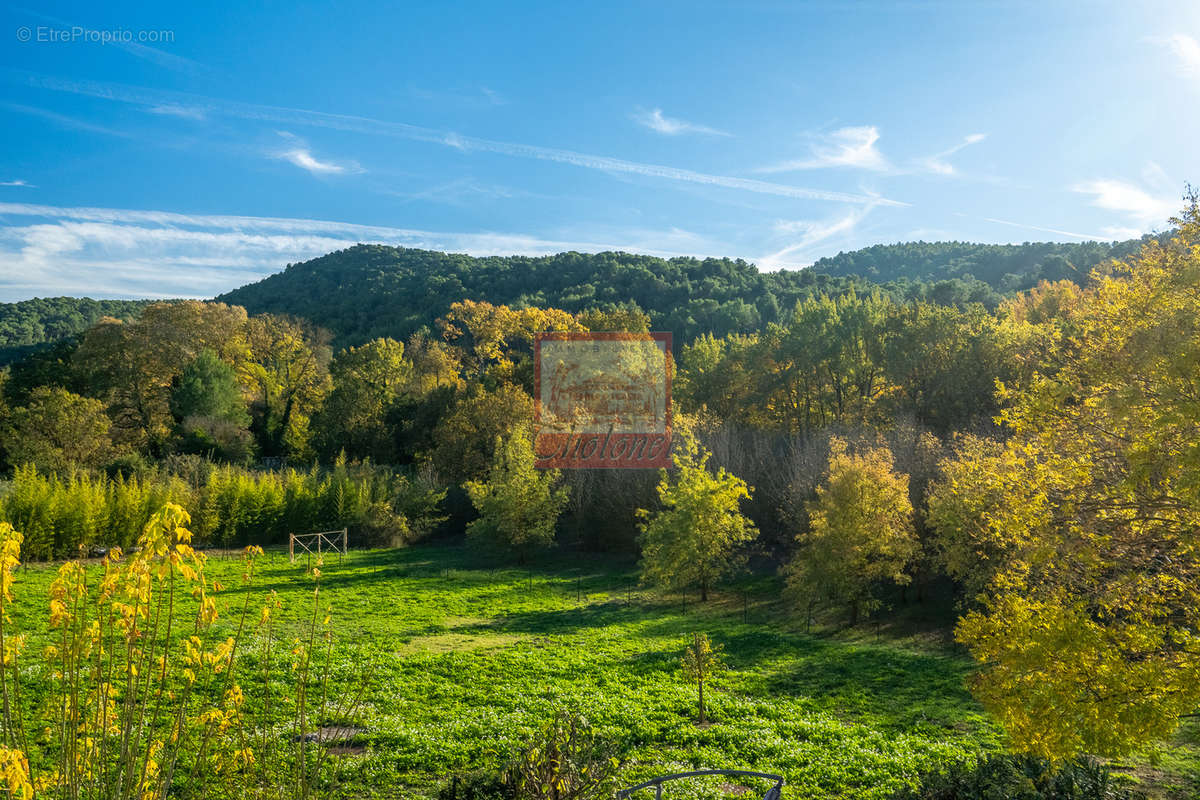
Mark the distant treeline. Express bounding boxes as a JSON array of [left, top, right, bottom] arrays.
[[809, 236, 1161, 287], [2, 236, 1157, 361], [0, 297, 153, 364], [216, 238, 1151, 351]]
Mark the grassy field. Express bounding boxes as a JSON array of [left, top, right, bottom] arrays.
[[5, 542, 1198, 799]]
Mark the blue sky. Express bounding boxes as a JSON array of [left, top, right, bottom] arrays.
[[1, 0, 1198, 301]]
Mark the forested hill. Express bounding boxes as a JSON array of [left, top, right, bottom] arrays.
[[810, 236, 1159, 288], [1, 234, 1157, 360], [216, 235, 1153, 350], [0, 297, 153, 364], [216, 246, 883, 348]]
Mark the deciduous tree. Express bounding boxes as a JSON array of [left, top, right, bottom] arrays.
[[464, 432, 568, 561], [1, 387, 114, 472], [638, 436, 757, 601], [933, 194, 1200, 759], [786, 438, 917, 626]]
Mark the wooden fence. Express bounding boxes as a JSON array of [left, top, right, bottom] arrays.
[[289, 528, 348, 563]]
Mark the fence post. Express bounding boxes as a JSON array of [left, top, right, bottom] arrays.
[[289, 533, 294, 564], [342, 527, 348, 558]]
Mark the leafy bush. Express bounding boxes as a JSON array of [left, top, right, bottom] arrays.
[[892, 754, 1146, 800], [506, 710, 622, 800], [438, 771, 516, 800], [442, 710, 622, 800]]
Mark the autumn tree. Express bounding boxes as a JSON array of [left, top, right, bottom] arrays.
[[432, 383, 535, 482], [313, 337, 412, 462], [638, 436, 757, 601], [238, 314, 331, 459], [437, 300, 581, 384], [1, 387, 115, 471], [786, 438, 917, 626], [464, 432, 568, 561], [577, 305, 651, 333], [680, 632, 723, 724], [74, 301, 247, 453], [931, 194, 1200, 760]]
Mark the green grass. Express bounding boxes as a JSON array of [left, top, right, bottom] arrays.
[[6, 543, 1198, 799]]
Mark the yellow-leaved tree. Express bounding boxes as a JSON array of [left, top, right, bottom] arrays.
[[638, 435, 757, 602], [929, 193, 1200, 760], [785, 438, 917, 627]]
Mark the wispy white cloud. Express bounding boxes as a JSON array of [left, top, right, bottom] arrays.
[[918, 133, 986, 176], [760, 127, 989, 179], [2, 101, 136, 139], [0, 179, 32, 187], [1148, 33, 1200, 80], [1071, 172, 1177, 232], [1099, 225, 1145, 240], [271, 132, 362, 176], [13, 73, 902, 206], [978, 216, 1105, 241], [756, 126, 889, 173], [757, 202, 880, 269], [114, 41, 208, 76], [147, 103, 207, 120], [632, 108, 731, 137], [0, 202, 741, 301]]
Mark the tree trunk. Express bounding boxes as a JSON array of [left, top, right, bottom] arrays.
[[698, 680, 706, 724]]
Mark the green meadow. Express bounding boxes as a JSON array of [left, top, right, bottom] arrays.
[[8, 542, 1197, 799]]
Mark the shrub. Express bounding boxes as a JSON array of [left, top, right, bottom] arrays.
[[441, 710, 621, 800], [892, 754, 1147, 800], [506, 710, 622, 800]]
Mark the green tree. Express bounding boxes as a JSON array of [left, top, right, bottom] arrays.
[[170, 349, 249, 425], [432, 383, 535, 482], [313, 338, 411, 462], [1, 387, 115, 472], [786, 438, 917, 626], [638, 437, 757, 601], [680, 632, 723, 724], [464, 432, 568, 561], [933, 195, 1200, 760]]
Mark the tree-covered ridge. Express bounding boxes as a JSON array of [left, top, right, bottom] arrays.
[[216, 246, 888, 350], [809, 236, 1161, 290], [216, 236, 1156, 351], [5, 236, 1155, 360], [0, 296, 154, 364]]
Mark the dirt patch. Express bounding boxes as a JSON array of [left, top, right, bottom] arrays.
[[293, 725, 365, 744], [396, 631, 525, 655]]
